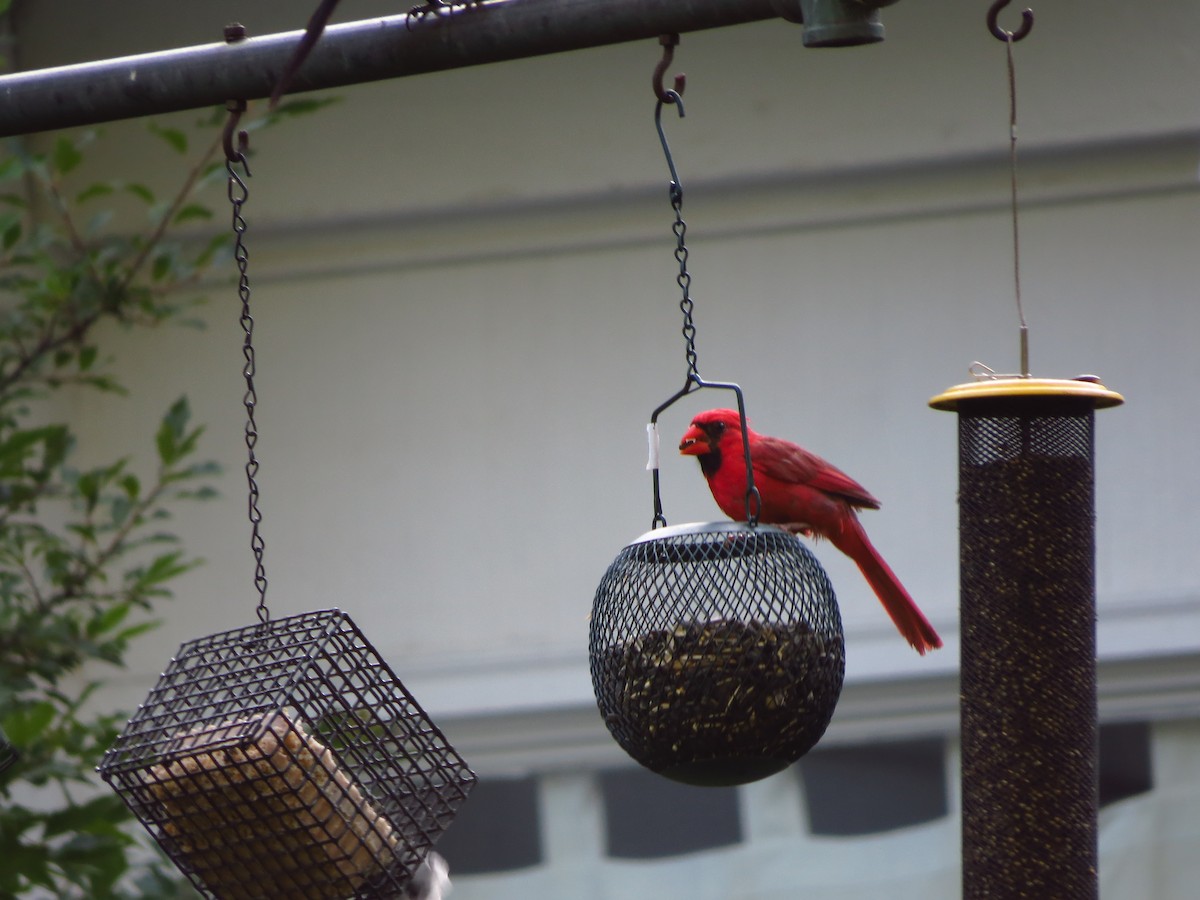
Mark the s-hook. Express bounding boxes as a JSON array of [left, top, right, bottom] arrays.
[[222, 99, 249, 167], [657, 35, 686, 241], [653, 33, 686, 106], [987, 0, 1033, 42]]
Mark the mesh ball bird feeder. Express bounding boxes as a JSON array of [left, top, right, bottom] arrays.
[[591, 521, 844, 786], [590, 56, 844, 786], [98, 118, 474, 899]]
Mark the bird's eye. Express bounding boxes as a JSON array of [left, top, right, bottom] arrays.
[[711, 421, 726, 436]]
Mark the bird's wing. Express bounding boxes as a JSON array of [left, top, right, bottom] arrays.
[[754, 436, 881, 510]]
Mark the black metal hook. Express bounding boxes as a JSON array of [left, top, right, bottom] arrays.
[[223, 99, 249, 164], [654, 93, 686, 202], [987, 0, 1033, 42], [653, 34, 686, 105]]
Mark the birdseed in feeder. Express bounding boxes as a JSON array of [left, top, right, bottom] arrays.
[[599, 617, 843, 784]]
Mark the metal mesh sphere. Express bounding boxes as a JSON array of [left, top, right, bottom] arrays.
[[590, 522, 845, 786], [98, 609, 475, 899]]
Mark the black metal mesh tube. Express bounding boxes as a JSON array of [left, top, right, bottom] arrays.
[[957, 395, 1098, 899]]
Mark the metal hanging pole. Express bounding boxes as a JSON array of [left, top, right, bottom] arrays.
[[0, 0, 867, 138]]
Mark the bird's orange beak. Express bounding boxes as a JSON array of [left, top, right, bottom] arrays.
[[679, 424, 708, 456]]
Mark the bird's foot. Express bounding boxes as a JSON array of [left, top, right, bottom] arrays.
[[780, 522, 815, 537]]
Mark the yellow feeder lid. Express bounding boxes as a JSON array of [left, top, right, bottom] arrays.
[[929, 374, 1124, 411]]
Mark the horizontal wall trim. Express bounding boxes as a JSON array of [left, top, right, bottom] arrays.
[[233, 129, 1200, 285], [437, 652, 1200, 775]]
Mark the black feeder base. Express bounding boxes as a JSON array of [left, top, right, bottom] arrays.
[[590, 522, 845, 786], [98, 609, 475, 900]]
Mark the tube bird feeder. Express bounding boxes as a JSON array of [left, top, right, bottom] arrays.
[[929, 375, 1122, 899]]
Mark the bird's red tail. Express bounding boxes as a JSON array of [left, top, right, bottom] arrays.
[[832, 517, 943, 655]]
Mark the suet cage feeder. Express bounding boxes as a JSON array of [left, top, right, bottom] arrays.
[[98, 609, 476, 900], [930, 375, 1122, 899], [590, 520, 845, 787]]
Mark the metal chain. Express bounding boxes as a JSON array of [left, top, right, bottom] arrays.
[[652, 82, 759, 526], [655, 94, 699, 382], [670, 180, 699, 381], [226, 145, 270, 626]]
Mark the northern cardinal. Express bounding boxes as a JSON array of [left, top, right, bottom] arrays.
[[679, 408, 942, 654]]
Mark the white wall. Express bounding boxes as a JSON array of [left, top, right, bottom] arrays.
[[6, 1, 1200, 894], [14, 0, 1200, 698]]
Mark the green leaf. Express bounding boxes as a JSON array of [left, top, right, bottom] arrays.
[[0, 155, 25, 183], [0, 844, 51, 891], [155, 396, 191, 465], [52, 137, 83, 175], [44, 268, 75, 299], [143, 550, 191, 585], [176, 485, 219, 501], [78, 345, 98, 371], [191, 236, 231, 273], [39, 425, 71, 474], [66, 522, 97, 543], [77, 374, 128, 395], [77, 470, 101, 509], [113, 619, 160, 644], [2, 219, 20, 251], [120, 473, 140, 498], [148, 122, 188, 155], [265, 95, 342, 120], [151, 253, 172, 282], [85, 601, 131, 639], [172, 203, 213, 225], [110, 493, 132, 526], [76, 182, 114, 203], [0, 424, 70, 481], [124, 182, 155, 204], [42, 794, 129, 838], [3, 700, 56, 744]]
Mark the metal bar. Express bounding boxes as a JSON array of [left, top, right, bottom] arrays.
[[0, 0, 799, 138]]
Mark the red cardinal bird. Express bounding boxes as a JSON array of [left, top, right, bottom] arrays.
[[679, 408, 942, 654]]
